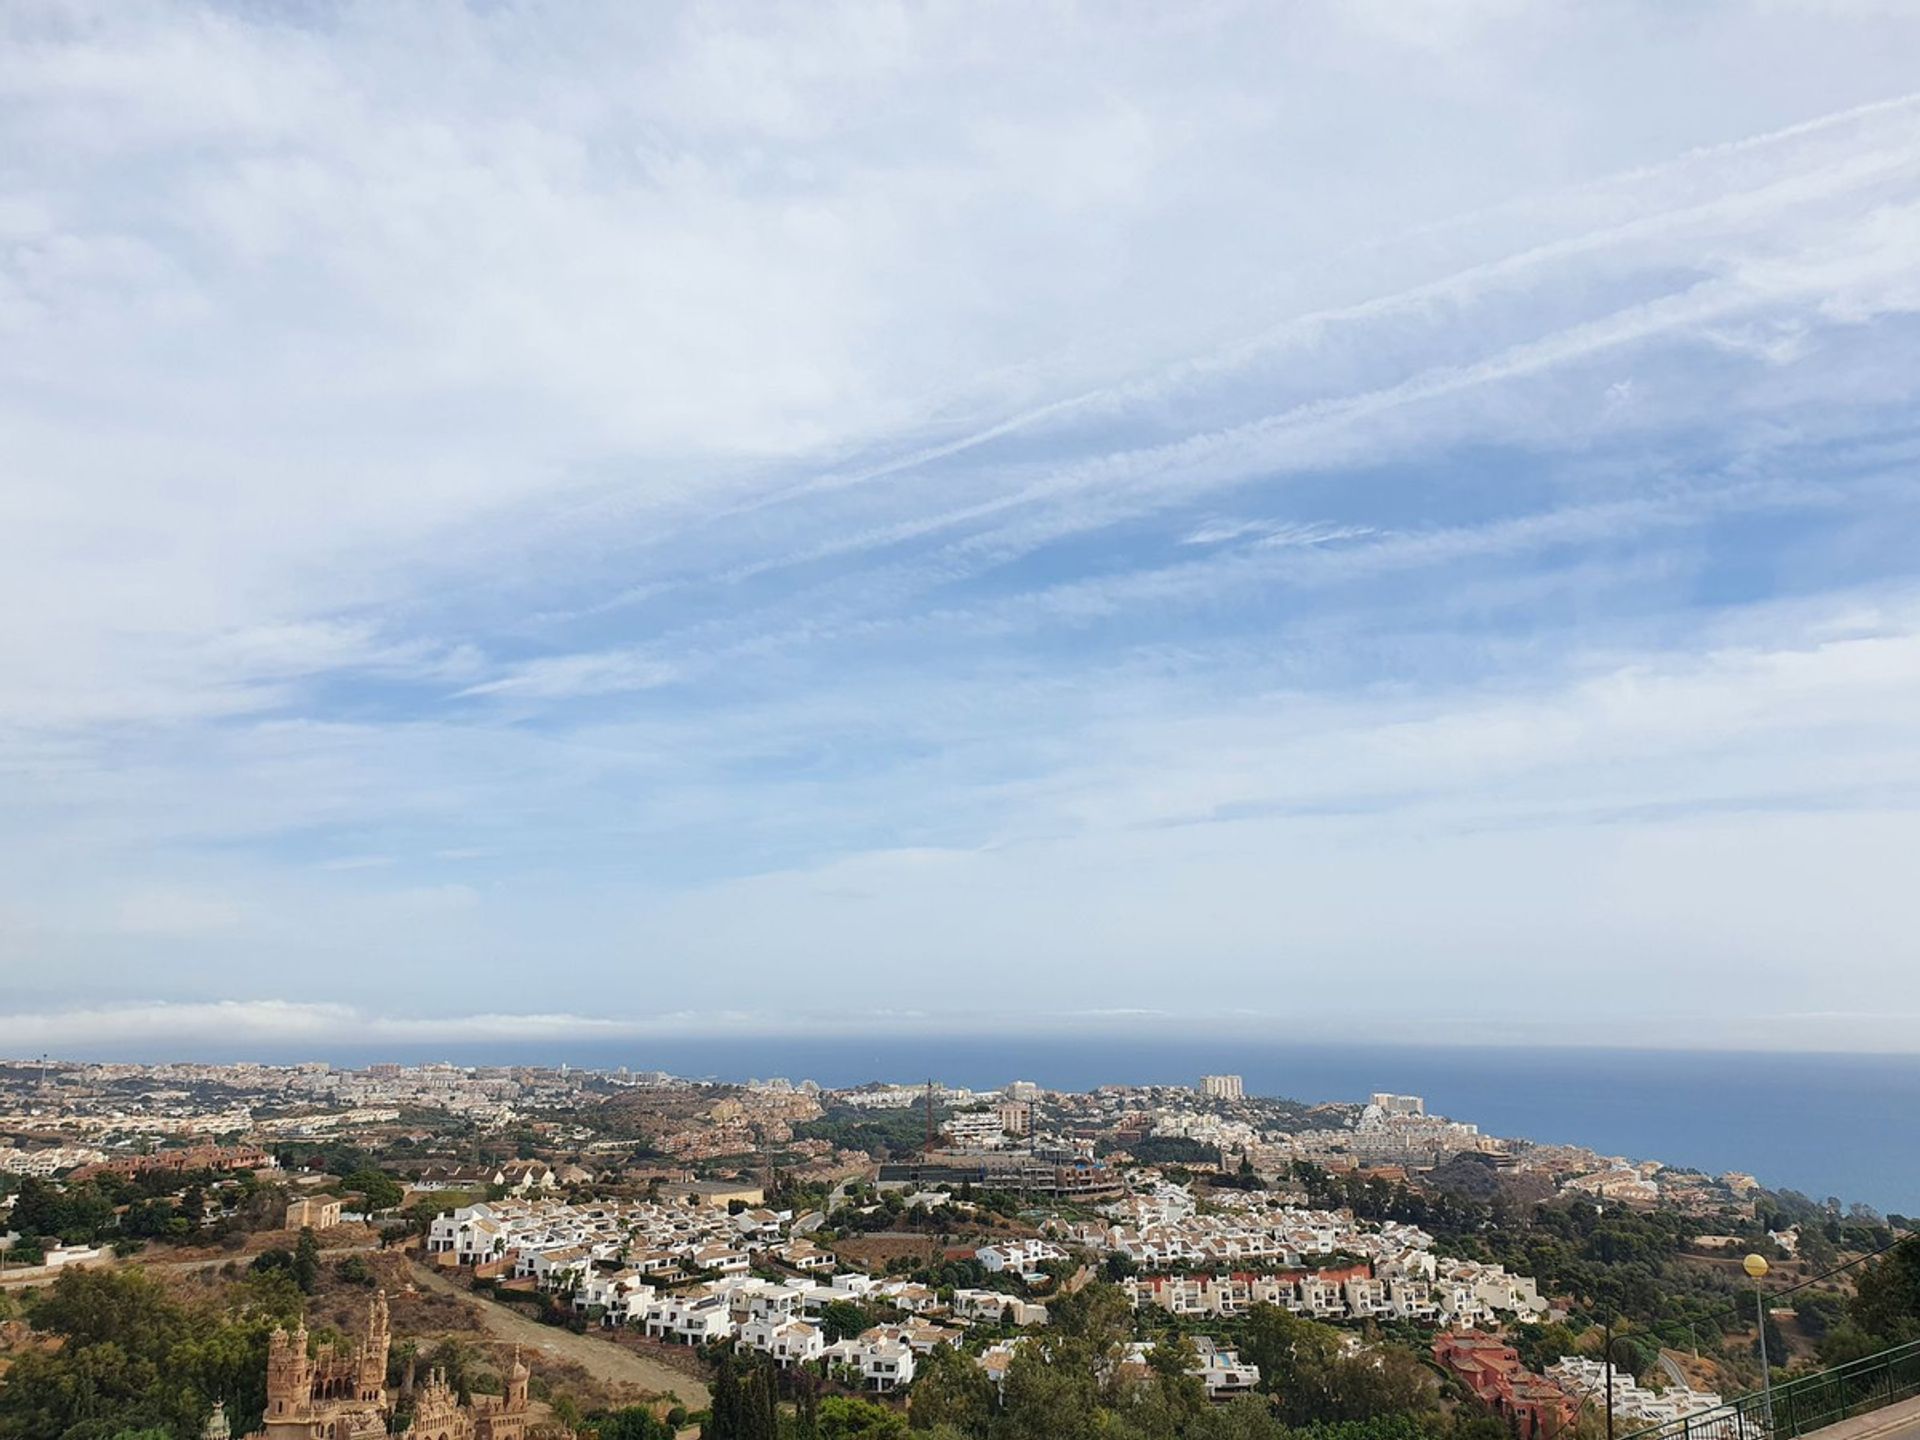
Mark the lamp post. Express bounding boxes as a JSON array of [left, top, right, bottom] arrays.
[[1745, 1253, 1775, 1435], [1600, 1316, 1633, 1440]]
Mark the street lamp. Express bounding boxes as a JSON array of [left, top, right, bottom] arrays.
[[1745, 1253, 1775, 1434], [1598, 1316, 1636, 1440]]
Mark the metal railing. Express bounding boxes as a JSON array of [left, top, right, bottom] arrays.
[[1620, 1340, 1920, 1440]]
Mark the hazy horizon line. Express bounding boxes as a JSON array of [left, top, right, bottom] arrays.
[[7, 997, 1919, 1065]]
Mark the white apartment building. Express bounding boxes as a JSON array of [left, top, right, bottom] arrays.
[[740, 1316, 826, 1367], [1368, 1093, 1425, 1116], [1343, 1276, 1391, 1318], [1189, 1338, 1263, 1402], [1547, 1358, 1722, 1425], [0, 1146, 107, 1176], [976, 1239, 1068, 1279], [952, 1290, 1050, 1327], [946, 1110, 1011, 1148], [823, 1334, 917, 1391]]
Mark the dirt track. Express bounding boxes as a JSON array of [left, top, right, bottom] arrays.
[[0, 1234, 380, 1289], [406, 1258, 710, 1411]]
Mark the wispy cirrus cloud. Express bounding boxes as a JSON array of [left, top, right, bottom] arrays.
[[1182, 519, 1377, 548], [3, 3, 1920, 1051], [457, 653, 681, 701]]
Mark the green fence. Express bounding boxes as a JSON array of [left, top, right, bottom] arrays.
[[1622, 1340, 1920, 1440]]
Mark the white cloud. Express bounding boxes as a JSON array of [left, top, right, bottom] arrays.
[[2, 3, 1920, 1048], [9, 995, 1920, 1057], [459, 652, 680, 701]]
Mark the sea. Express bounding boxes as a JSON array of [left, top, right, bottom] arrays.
[[250, 1035, 1920, 1217]]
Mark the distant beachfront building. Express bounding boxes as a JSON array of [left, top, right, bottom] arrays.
[[1199, 1075, 1245, 1101], [946, 1109, 1010, 1148], [1369, 1093, 1425, 1116]]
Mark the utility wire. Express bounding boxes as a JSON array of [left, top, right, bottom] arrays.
[[1593, 1224, 1915, 1350]]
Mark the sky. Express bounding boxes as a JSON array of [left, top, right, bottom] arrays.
[[4, 0, 1920, 1059]]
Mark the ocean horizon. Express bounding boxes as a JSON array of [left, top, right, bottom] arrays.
[[55, 1034, 1920, 1216]]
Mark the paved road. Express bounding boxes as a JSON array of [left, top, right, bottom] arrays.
[[1657, 1351, 1693, 1391], [406, 1258, 710, 1411]]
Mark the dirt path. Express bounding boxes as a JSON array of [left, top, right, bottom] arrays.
[[407, 1258, 710, 1411], [0, 1236, 380, 1288], [153, 1236, 382, 1276]]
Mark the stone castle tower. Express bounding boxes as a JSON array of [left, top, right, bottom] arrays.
[[262, 1322, 315, 1426], [359, 1287, 391, 1404], [257, 1307, 386, 1440]]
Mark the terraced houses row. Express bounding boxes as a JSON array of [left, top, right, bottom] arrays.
[[1122, 1259, 1544, 1326], [1055, 1188, 1545, 1327]]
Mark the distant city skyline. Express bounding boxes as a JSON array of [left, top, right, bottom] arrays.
[[5, 4, 1920, 1052], [10, 1040, 1920, 1211]]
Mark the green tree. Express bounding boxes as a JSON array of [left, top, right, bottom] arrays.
[[819, 1300, 874, 1344], [1850, 1238, 1920, 1344], [1047, 1280, 1132, 1357], [7, 1176, 118, 1245], [709, 1349, 744, 1440], [1186, 1397, 1289, 1440], [1511, 1321, 1579, 1374], [994, 1343, 1104, 1440], [1794, 1292, 1850, 1340], [746, 1358, 779, 1440], [906, 1343, 992, 1434], [0, 1267, 282, 1440], [292, 1228, 321, 1295], [1141, 1335, 1206, 1432], [1241, 1305, 1434, 1427], [816, 1396, 909, 1440], [342, 1169, 404, 1211], [597, 1404, 674, 1439]]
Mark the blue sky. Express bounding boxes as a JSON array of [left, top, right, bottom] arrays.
[[5, 1, 1920, 1056]]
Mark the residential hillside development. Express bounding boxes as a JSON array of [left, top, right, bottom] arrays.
[[2, 1055, 1908, 1440], [408, 1176, 1555, 1409], [1545, 1356, 1724, 1427], [1050, 1192, 1545, 1326]]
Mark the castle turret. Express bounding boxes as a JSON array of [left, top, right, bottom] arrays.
[[265, 1323, 313, 1420], [359, 1289, 391, 1403], [506, 1346, 529, 1411], [410, 1367, 465, 1433], [203, 1400, 230, 1440]]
